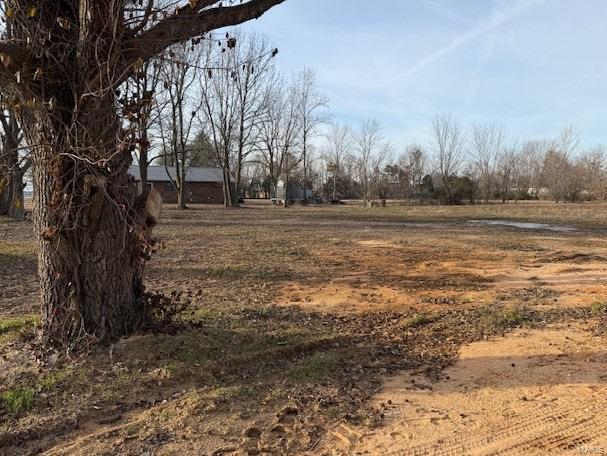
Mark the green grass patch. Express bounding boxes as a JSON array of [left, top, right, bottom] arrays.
[[287, 351, 339, 381], [0, 316, 37, 335], [406, 313, 435, 328], [207, 385, 245, 401], [590, 302, 607, 314], [2, 387, 35, 415], [205, 265, 247, 279], [203, 264, 292, 281], [0, 315, 38, 343], [156, 332, 216, 364], [36, 367, 85, 392], [479, 306, 530, 330], [188, 306, 229, 322], [0, 241, 35, 255]]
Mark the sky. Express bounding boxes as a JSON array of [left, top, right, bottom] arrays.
[[247, 0, 607, 150]]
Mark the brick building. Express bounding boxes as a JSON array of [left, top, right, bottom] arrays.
[[129, 166, 225, 204]]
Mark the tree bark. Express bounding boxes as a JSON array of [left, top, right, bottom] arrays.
[[0, 110, 22, 218], [31, 105, 147, 344], [283, 171, 290, 207], [8, 167, 25, 220], [139, 133, 149, 193], [234, 162, 242, 207], [223, 167, 235, 207], [332, 173, 337, 201], [177, 163, 187, 210], [0, 176, 13, 216], [23, 67, 155, 343]]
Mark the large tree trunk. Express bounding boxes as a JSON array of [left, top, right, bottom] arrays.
[[332, 174, 337, 201], [177, 168, 187, 210], [8, 167, 25, 220], [13, 2, 148, 344], [234, 161, 242, 207], [34, 166, 144, 344], [223, 167, 235, 207], [0, 175, 13, 216], [27, 75, 149, 344], [139, 131, 149, 193], [0, 115, 22, 218]]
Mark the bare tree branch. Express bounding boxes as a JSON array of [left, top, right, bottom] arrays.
[[124, 0, 285, 65]]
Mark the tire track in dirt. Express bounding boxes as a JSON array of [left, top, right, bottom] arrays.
[[323, 404, 604, 455], [396, 404, 604, 456], [318, 324, 607, 456]]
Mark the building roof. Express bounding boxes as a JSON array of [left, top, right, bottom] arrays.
[[129, 165, 224, 183]]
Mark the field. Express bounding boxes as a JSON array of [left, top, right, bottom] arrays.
[[1, 201, 607, 455]]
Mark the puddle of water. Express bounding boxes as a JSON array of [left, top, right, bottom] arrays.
[[469, 219, 576, 232]]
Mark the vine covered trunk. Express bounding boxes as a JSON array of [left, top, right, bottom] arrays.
[[5, 1, 148, 345], [30, 90, 149, 345]]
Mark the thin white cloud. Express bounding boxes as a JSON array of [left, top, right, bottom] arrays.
[[422, 0, 470, 25], [399, 0, 549, 80], [465, 21, 500, 104]]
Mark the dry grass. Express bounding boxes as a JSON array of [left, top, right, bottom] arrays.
[[0, 201, 604, 454], [337, 200, 607, 226]]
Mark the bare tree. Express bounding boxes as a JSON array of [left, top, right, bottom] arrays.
[[470, 123, 505, 203], [518, 139, 551, 198], [198, 37, 240, 206], [293, 67, 329, 194], [539, 127, 580, 203], [325, 123, 353, 201], [356, 119, 384, 205], [430, 115, 464, 203], [558, 125, 580, 159], [156, 47, 202, 210], [233, 33, 278, 204], [399, 144, 427, 204], [578, 146, 606, 199], [199, 31, 277, 206], [257, 75, 301, 206], [126, 57, 162, 192], [496, 142, 519, 203], [0, 0, 285, 345], [566, 157, 586, 202], [370, 142, 393, 202], [541, 149, 570, 202]]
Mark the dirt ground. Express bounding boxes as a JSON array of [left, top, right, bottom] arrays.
[[0, 201, 606, 455]]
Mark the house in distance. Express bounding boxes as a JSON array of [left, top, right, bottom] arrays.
[[129, 166, 224, 204]]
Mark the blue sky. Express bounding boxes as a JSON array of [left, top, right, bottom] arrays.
[[248, 0, 607, 150]]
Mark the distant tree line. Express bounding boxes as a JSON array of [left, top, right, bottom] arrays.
[[129, 28, 604, 207], [244, 114, 605, 206], [4, 28, 605, 212], [251, 119, 604, 206]]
